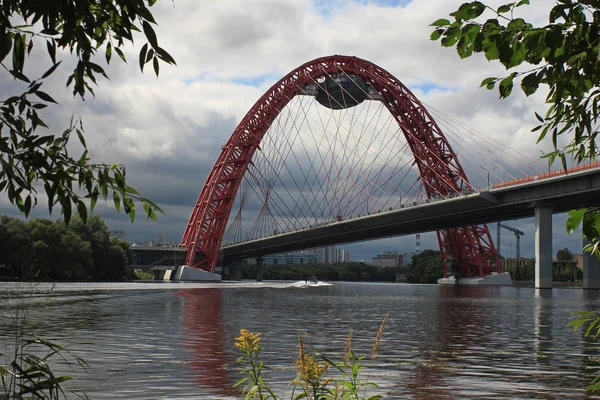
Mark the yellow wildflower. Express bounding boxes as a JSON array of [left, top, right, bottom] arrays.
[[234, 329, 261, 354]]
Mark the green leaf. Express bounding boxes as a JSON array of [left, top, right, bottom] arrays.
[[450, 2, 486, 20], [89, 191, 98, 212], [521, 72, 539, 96], [153, 57, 159, 77], [146, 48, 154, 63], [76, 129, 87, 147], [127, 201, 136, 222], [457, 36, 474, 59], [63, 198, 72, 224], [0, 30, 12, 63], [139, 43, 148, 72], [10, 69, 30, 82], [105, 41, 112, 64], [142, 21, 158, 49], [136, 5, 157, 23], [46, 39, 56, 64], [88, 62, 109, 79], [498, 73, 516, 98], [33, 135, 54, 146], [497, 4, 512, 13], [441, 27, 462, 48], [113, 191, 121, 213], [141, 197, 163, 213], [143, 203, 158, 221], [156, 46, 176, 65], [480, 77, 497, 88], [35, 91, 58, 104], [534, 112, 544, 123], [430, 29, 443, 41], [41, 61, 62, 79], [566, 208, 587, 233], [583, 210, 600, 240], [114, 47, 127, 63], [12, 34, 25, 73], [508, 40, 526, 68], [593, 211, 600, 237], [24, 195, 32, 216], [77, 200, 88, 222], [431, 19, 451, 27], [483, 41, 500, 61]]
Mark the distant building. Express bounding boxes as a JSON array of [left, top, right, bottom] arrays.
[[246, 252, 318, 265], [307, 246, 350, 264], [246, 245, 350, 265], [110, 230, 126, 240], [574, 253, 584, 269], [500, 258, 530, 269], [372, 251, 405, 268]]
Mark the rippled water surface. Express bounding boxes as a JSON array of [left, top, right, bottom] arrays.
[[1, 281, 600, 399]]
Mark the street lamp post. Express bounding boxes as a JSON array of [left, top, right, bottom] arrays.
[[480, 165, 490, 187], [480, 165, 498, 188]]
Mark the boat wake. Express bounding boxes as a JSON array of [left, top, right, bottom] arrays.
[[289, 280, 333, 288]]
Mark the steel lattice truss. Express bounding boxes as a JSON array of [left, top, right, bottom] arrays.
[[181, 55, 502, 278]]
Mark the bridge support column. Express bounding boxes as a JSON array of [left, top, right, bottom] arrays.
[[256, 257, 264, 282], [232, 259, 242, 281], [583, 238, 600, 289], [154, 270, 166, 280], [534, 206, 553, 289]]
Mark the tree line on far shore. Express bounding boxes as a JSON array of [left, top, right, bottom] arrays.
[[235, 262, 398, 282], [233, 250, 447, 283], [0, 215, 131, 281], [405, 248, 583, 284], [0, 212, 582, 284]]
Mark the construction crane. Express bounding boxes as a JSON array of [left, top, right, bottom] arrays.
[[497, 222, 525, 262]]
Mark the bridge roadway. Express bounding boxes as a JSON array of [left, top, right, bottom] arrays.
[[221, 166, 600, 263]]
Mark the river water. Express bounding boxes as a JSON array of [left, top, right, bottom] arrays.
[[1, 281, 600, 399]]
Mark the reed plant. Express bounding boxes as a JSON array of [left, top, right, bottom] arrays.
[[0, 284, 88, 399], [234, 315, 388, 400]]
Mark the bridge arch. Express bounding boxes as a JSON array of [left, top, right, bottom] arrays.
[[181, 55, 500, 277]]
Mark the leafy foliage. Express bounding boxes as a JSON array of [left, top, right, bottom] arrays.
[[405, 250, 443, 284], [502, 258, 534, 281], [431, 1, 600, 256], [0, 334, 88, 399], [567, 207, 600, 256], [568, 311, 600, 392], [238, 262, 398, 282], [556, 247, 574, 261], [0, 0, 175, 222], [0, 214, 132, 281]]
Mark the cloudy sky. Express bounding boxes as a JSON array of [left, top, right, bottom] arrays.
[[1, 0, 587, 261]]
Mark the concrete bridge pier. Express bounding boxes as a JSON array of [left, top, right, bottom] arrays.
[[154, 269, 167, 280], [583, 238, 600, 289], [256, 257, 264, 282], [231, 258, 243, 281], [534, 206, 553, 289]]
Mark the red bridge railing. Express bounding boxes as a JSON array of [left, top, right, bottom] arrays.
[[492, 161, 600, 189]]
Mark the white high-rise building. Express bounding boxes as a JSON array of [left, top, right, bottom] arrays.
[[307, 246, 351, 264]]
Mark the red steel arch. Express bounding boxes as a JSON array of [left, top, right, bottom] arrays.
[[181, 55, 501, 278]]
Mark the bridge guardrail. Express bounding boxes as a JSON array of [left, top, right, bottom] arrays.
[[492, 161, 600, 189]]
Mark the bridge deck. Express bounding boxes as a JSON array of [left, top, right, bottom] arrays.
[[220, 166, 600, 262]]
